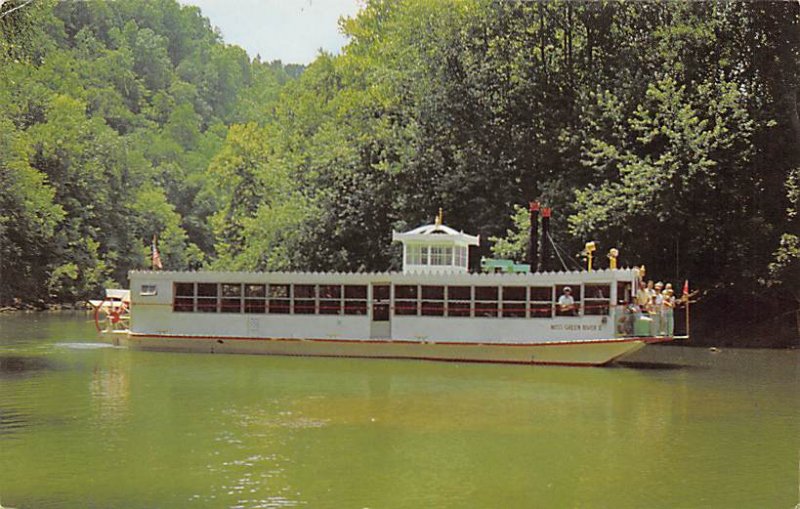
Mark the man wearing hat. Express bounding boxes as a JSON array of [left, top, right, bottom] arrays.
[[558, 287, 577, 316], [651, 282, 664, 335]]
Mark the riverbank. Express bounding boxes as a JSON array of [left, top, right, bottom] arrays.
[[0, 301, 88, 313]]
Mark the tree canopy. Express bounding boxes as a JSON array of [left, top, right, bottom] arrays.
[[1, 0, 797, 344]]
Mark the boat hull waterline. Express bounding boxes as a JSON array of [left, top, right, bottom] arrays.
[[114, 333, 673, 366]]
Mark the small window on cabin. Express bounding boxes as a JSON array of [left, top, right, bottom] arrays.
[[584, 284, 611, 316], [529, 286, 553, 318], [421, 285, 444, 316], [430, 246, 450, 266], [394, 285, 418, 316], [268, 284, 290, 314], [474, 286, 498, 317], [196, 283, 218, 313], [617, 282, 631, 305], [344, 285, 367, 315], [446, 286, 471, 317], [221, 283, 242, 313], [140, 284, 157, 296], [501, 286, 527, 318], [319, 285, 342, 315], [408, 246, 425, 265], [244, 284, 266, 314], [555, 284, 581, 317], [455, 246, 468, 267], [173, 282, 194, 312], [293, 284, 316, 314]]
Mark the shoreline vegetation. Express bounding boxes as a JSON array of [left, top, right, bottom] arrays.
[[1, 0, 798, 348]]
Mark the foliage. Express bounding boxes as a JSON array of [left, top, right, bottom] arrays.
[[489, 205, 529, 262], [1, 0, 797, 342], [0, 0, 299, 302]]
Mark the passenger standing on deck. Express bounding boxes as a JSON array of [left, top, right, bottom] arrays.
[[646, 280, 656, 301], [558, 287, 576, 316], [635, 281, 649, 314], [662, 286, 676, 336], [634, 281, 650, 320], [652, 282, 664, 335]]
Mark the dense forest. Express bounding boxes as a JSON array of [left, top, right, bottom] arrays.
[[1, 0, 798, 345]]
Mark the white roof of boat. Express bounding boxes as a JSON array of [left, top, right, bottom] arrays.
[[129, 267, 637, 284], [392, 222, 480, 246]]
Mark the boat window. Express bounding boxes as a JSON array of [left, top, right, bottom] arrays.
[[221, 283, 242, 313], [244, 284, 266, 314], [529, 286, 553, 318], [344, 285, 367, 299], [407, 245, 428, 265], [617, 282, 631, 304], [268, 284, 290, 314], [421, 285, 444, 316], [344, 285, 367, 315], [293, 284, 316, 314], [319, 285, 341, 315], [501, 286, 527, 318], [584, 284, 610, 316], [474, 286, 498, 317], [430, 246, 452, 266], [175, 283, 194, 297], [173, 282, 194, 312], [140, 284, 157, 296], [394, 285, 418, 316], [246, 284, 266, 298], [555, 284, 581, 317], [196, 283, 218, 313], [446, 286, 471, 317], [455, 246, 468, 268]]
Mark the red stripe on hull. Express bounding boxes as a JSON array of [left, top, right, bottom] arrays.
[[127, 332, 672, 347]]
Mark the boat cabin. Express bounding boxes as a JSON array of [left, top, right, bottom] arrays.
[[391, 212, 479, 274]]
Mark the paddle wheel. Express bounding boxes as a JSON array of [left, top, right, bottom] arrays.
[[90, 289, 131, 334]]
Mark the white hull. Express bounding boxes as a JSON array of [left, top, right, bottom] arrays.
[[118, 266, 683, 367], [113, 333, 668, 366]]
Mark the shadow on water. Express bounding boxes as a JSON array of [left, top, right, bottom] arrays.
[[0, 407, 29, 436], [614, 360, 697, 371], [0, 355, 57, 379]]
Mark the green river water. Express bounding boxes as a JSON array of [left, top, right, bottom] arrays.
[[0, 312, 798, 508]]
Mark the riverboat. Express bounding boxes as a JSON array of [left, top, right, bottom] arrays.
[[99, 207, 686, 366]]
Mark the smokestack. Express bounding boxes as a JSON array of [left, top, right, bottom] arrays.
[[528, 201, 539, 271], [541, 207, 551, 271]]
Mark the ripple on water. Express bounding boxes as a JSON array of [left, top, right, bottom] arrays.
[[0, 407, 30, 436], [55, 342, 119, 350]]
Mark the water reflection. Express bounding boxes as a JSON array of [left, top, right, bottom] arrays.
[[89, 359, 131, 425], [0, 355, 56, 379], [0, 407, 29, 436]]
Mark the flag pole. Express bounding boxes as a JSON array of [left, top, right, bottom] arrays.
[[686, 293, 690, 338], [683, 280, 690, 338]]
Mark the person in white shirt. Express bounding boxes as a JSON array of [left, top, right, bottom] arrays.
[[651, 281, 664, 334], [558, 287, 576, 316]]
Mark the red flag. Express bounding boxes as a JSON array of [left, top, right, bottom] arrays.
[[682, 279, 689, 296], [151, 235, 163, 270]]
